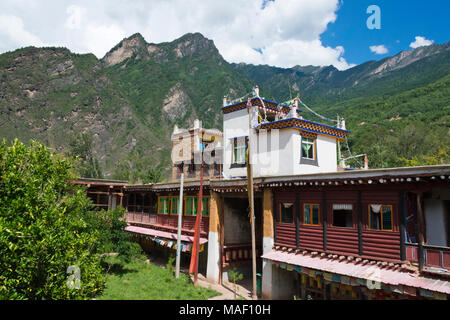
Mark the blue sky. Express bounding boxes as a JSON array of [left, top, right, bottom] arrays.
[[0, 0, 448, 70], [322, 0, 450, 64]]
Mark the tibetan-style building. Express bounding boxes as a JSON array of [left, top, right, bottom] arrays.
[[82, 87, 450, 300]]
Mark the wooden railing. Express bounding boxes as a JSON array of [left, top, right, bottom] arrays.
[[125, 211, 209, 236], [222, 243, 262, 266], [406, 243, 450, 271]]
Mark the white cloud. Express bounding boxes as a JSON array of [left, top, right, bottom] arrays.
[[0, 0, 354, 70], [64, 5, 85, 30], [0, 14, 46, 52], [409, 36, 434, 49], [369, 45, 388, 55]]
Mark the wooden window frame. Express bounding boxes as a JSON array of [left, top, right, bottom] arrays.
[[331, 204, 354, 229], [170, 196, 180, 215], [232, 137, 248, 165], [368, 204, 393, 231], [183, 196, 210, 218], [303, 203, 321, 226], [301, 137, 315, 160], [278, 202, 295, 225], [157, 196, 170, 215]]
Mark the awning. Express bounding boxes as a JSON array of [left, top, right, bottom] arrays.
[[262, 250, 450, 295], [125, 225, 208, 245]]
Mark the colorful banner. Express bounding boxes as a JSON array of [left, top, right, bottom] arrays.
[[341, 276, 350, 285]]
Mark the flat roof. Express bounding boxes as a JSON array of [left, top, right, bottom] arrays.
[[123, 165, 450, 191]]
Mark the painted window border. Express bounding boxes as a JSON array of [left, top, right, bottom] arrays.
[[303, 203, 320, 226], [170, 196, 180, 215], [300, 135, 318, 166], [231, 137, 248, 167], [368, 204, 393, 231], [301, 137, 315, 160], [157, 196, 170, 215], [183, 196, 210, 218]]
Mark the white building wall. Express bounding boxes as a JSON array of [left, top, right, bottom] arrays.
[[223, 109, 339, 179], [295, 134, 338, 175], [223, 109, 250, 179]]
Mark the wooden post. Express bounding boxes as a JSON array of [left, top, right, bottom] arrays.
[[357, 191, 363, 256], [296, 192, 300, 248], [190, 157, 204, 285], [322, 191, 327, 251], [399, 191, 406, 261], [246, 97, 257, 300], [175, 169, 184, 279], [416, 192, 426, 271]]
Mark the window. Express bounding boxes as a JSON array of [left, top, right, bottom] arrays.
[[369, 204, 393, 231], [185, 197, 196, 216], [304, 204, 320, 225], [232, 137, 248, 164], [202, 164, 209, 177], [279, 203, 294, 224], [214, 163, 222, 176], [176, 164, 183, 178], [202, 197, 210, 217], [301, 137, 315, 160], [184, 196, 210, 217], [158, 196, 169, 215], [170, 196, 179, 215], [187, 163, 195, 177], [332, 204, 353, 228]]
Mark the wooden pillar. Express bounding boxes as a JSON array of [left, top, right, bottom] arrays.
[[357, 191, 363, 256], [141, 192, 145, 222], [399, 191, 406, 261], [322, 191, 327, 251], [272, 189, 277, 241], [206, 190, 223, 284], [263, 188, 275, 243], [296, 192, 300, 248], [416, 192, 426, 271], [262, 188, 275, 299]]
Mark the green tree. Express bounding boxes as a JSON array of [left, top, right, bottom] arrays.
[[0, 139, 105, 299], [68, 132, 103, 179], [141, 166, 163, 184], [228, 268, 243, 299]]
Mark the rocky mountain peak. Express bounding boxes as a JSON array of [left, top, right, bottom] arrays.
[[172, 32, 219, 58], [102, 33, 148, 67]]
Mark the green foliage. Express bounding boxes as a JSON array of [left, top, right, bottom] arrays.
[[68, 132, 103, 179], [0, 35, 448, 179], [166, 254, 176, 274], [97, 256, 219, 300], [112, 151, 165, 184], [0, 139, 141, 299], [86, 206, 142, 264], [228, 268, 243, 299], [0, 139, 104, 299]]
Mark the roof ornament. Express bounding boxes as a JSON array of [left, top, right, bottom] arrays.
[[285, 95, 299, 119]]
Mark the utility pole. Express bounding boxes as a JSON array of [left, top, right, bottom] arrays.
[[175, 164, 184, 279], [246, 96, 257, 300]]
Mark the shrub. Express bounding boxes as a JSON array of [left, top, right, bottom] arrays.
[[0, 139, 105, 299]]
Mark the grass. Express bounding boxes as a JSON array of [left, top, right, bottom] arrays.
[[97, 256, 220, 300]]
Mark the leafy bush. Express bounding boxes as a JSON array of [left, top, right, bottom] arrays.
[[0, 139, 140, 299], [0, 139, 107, 299]]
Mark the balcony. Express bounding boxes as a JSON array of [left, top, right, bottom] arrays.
[[406, 243, 450, 275], [125, 211, 209, 237]]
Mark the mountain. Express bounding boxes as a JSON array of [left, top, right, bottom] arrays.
[[0, 33, 448, 181], [0, 33, 253, 181]]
